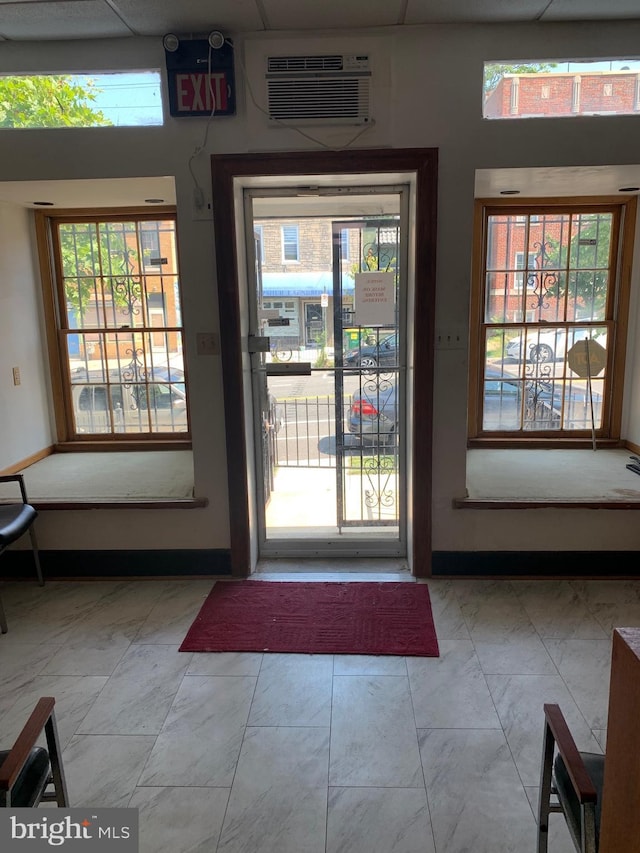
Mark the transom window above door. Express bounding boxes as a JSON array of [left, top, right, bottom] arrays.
[[468, 199, 635, 444]]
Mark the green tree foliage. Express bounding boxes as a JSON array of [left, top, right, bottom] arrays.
[[533, 214, 612, 318], [0, 75, 111, 128], [484, 63, 558, 94], [59, 223, 138, 322]]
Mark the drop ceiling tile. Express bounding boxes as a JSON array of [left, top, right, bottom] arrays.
[[0, 1, 132, 40], [111, 0, 265, 36], [405, 0, 550, 24], [263, 0, 402, 30], [541, 0, 640, 20]]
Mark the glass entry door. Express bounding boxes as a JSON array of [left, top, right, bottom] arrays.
[[246, 188, 407, 557]]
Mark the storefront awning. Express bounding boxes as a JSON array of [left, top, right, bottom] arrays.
[[261, 271, 353, 297]]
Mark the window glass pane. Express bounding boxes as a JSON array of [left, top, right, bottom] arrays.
[[0, 72, 162, 128], [478, 203, 619, 437], [485, 272, 525, 324], [524, 214, 568, 323], [482, 377, 521, 431], [483, 321, 608, 433], [57, 215, 187, 437], [61, 220, 179, 331], [562, 378, 604, 429], [340, 228, 350, 260], [486, 215, 517, 270], [522, 378, 562, 431], [282, 225, 299, 261], [567, 213, 611, 321], [483, 59, 640, 120]]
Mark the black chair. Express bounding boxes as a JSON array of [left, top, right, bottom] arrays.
[[0, 697, 68, 807], [538, 703, 605, 853], [0, 473, 44, 634]]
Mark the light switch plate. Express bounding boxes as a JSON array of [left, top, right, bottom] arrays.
[[435, 329, 465, 350], [197, 332, 219, 355]]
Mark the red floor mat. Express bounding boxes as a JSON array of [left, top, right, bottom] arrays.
[[180, 581, 439, 657]]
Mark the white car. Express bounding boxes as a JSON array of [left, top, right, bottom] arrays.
[[506, 328, 606, 363]]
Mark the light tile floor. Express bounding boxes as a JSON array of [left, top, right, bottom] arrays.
[[0, 574, 633, 852]]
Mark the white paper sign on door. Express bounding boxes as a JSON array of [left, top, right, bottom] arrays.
[[354, 272, 395, 326]]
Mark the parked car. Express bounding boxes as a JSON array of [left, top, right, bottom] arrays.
[[348, 367, 568, 442], [344, 332, 399, 368], [349, 379, 398, 446], [70, 366, 187, 433], [348, 368, 520, 444], [505, 328, 606, 363]]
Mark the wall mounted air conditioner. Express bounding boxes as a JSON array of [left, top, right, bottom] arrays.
[[265, 54, 371, 126]]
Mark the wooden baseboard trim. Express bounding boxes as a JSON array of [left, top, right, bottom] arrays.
[[0, 446, 54, 475], [626, 439, 640, 455]]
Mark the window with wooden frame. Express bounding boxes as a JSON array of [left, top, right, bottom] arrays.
[[468, 198, 635, 445], [36, 209, 190, 443]]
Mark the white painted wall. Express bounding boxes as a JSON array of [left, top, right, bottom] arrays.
[[0, 202, 52, 469], [1, 22, 640, 554]]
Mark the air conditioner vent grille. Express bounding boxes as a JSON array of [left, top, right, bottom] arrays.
[[265, 54, 371, 125], [268, 55, 344, 73], [268, 78, 370, 122]]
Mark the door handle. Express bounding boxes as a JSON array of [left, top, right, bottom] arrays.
[[266, 363, 312, 376]]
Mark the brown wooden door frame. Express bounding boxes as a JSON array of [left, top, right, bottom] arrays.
[[210, 148, 437, 576]]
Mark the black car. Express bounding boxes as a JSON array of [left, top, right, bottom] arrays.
[[347, 366, 564, 444], [344, 333, 399, 368]]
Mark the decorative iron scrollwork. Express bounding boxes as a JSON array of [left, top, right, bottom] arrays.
[[113, 276, 143, 323], [363, 453, 397, 509], [523, 362, 559, 429], [528, 241, 558, 311], [121, 346, 147, 385], [356, 368, 398, 513], [361, 374, 395, 394], [362, 238, 397, 273]]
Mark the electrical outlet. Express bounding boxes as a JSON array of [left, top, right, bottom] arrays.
[[192, 187, 213, 221], [12, 366, 21, 386], [435, 330, 465, 350]]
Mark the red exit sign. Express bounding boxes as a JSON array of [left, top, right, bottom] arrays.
[[172, 72, 230, 114], [165, 38, 236, 117]]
